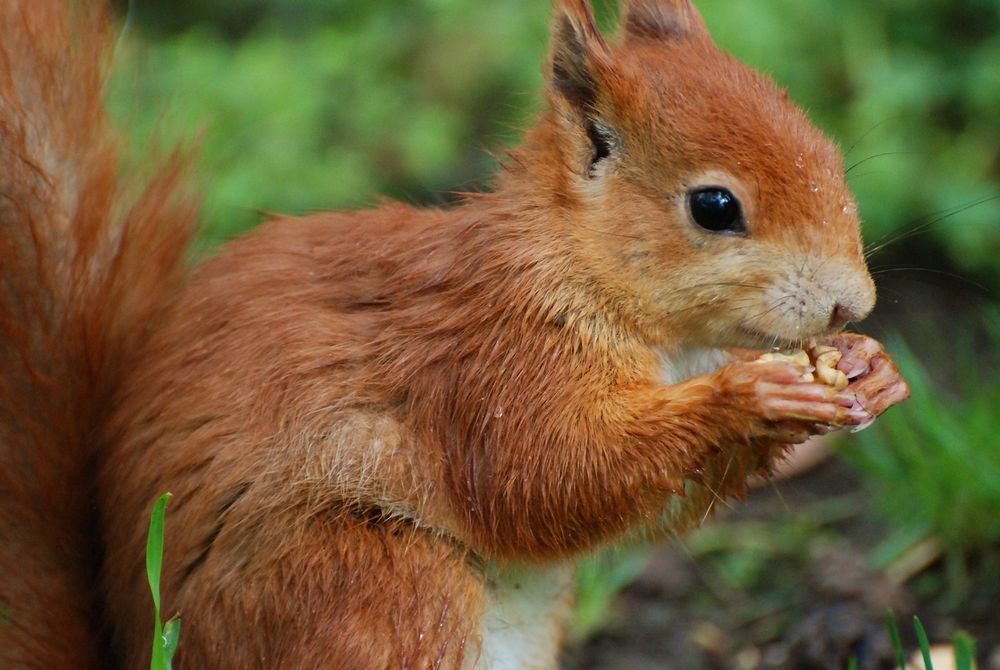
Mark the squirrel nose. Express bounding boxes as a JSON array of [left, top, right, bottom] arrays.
[[828, 303, 859, 330]]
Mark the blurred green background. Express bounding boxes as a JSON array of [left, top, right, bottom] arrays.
[[109, 0, 1000, 291]]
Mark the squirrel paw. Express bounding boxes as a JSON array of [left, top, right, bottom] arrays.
[[814, 333, 911, 431], [717, 360, 863, 444]]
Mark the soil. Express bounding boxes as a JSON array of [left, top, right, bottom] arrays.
[[562, 456, 1000, 670]]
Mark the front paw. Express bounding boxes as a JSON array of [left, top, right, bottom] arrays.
[[813, 334, 910, 430], [716, 360, 864, 444]]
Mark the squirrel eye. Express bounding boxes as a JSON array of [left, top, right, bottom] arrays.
[[688, 188, 746, 234]]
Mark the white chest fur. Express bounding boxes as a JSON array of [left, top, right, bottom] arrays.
[[471, 562, 576, 670], [657, 345, 731, 385]]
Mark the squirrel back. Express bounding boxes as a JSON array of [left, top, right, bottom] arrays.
[[0, 2, 197, 666]]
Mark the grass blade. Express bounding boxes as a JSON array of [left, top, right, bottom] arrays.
[[952, 631, 976, 670], [164, 617, 182, 665], [147, 492, 177, 670], [914, 617, 934, 670], [887, 611, 907, 670], [151, 618, 164, 670], [146, 492, 171, 614]]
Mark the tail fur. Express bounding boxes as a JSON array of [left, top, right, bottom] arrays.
[[0, 2, 197, 666]]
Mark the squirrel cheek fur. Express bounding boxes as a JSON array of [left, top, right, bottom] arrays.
[[0, 0, 909, 668], [549, 15, 876, 350]]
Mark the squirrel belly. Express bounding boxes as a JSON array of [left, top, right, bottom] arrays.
[[0, 0, 910, 668], [475, 563, 577, 670]]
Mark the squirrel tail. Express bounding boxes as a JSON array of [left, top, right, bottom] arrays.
[[0, 1, 197, 666]]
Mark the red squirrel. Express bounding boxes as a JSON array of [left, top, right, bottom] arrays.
[[0, 0, 909, 668]]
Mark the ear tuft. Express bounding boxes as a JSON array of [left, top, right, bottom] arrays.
[[549, 0, 610, 112], [621, 0, 706, 42]]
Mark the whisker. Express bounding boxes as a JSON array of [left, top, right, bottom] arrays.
[[701, 455, 737, 525], [864, 194, 1000, 259], [844, 115, 914, 157], [871, 266, 991, 294], [765, 473, 791, 514], [740, 296, 793, 327], [872, 284, 906, 303], [809, 253, 833, 284], [667, 531, 724, 603], [575, 225, 645, 241], [662, 299, 723, 318], [848, 169, 894, 181], [674, 280, 770, 293], [845, 151, 924, 175]]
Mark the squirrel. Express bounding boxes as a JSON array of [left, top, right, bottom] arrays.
[[0, 0, 910, 668]]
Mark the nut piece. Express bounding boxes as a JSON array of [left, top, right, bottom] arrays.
[[756, 347, 850, 390], [810, 345, 849, 390], [758, 350, 814, 382]]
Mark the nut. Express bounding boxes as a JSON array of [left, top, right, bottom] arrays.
[[756, 347, 849, 391], [810, 345, 849, 390], [758, 350, 814, 382]]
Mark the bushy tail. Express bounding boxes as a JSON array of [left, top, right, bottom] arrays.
[[0, 2, 198, 666]]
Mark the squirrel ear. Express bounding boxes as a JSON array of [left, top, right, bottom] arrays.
[[548, 0, 611, 113], [621, 0, 709, 42]]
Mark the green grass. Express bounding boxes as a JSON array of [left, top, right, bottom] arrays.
[[881, 612, 977, 670], [572, 546, 655, 640], [147, 492, 181, 670], [110, 1, 1000, 290], [887, 611, 908, 669], [914, 616, 935, 670], [953, 631, 977, 670], [843, 310, 1000, 570]]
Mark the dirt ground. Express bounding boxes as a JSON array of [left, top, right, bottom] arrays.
[[562, 457, 1000, 670]]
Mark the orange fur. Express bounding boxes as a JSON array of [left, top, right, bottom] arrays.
[[0, 1, 908, 668], [0, 2, 197, 667]]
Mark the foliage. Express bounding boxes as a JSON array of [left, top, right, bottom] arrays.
[[843, 311, 1000, 557], [147, 493, 181, 670], [107, 1, 556, 242], [107, 0, 1000, 288], [573, 546, 654, 640]]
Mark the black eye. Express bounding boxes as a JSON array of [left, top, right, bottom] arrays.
[[688, 188, 746, 234]]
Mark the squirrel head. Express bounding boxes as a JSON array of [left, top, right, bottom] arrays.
[[525, 0, 875, 350]]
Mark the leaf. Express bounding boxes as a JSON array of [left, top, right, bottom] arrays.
[[151, 617, 165, 670], [146, 492, 172, 614], [147, 492, 174, 670], [164, 617, 182, 666]]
